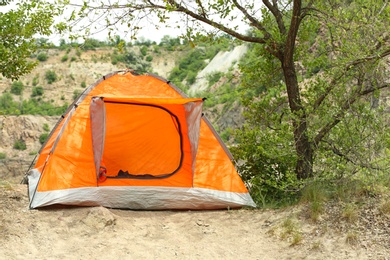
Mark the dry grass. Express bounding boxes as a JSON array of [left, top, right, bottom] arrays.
[[0, 180, 14, 191], [346, 231, 359, 245], [379, 200, 390, 215], [311, 241, 323, 251], [281, 217, 303, 246], [342, 203, 359, 223], [300, 181, 329, 222]]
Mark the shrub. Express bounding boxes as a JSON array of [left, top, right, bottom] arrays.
[[61, 55, 68, 62], [0, 93, 18, 113], [31, 86, 44, 97], [207, 72, 224, 87], [10, 81, 24, 95], [32, 76, 39, 86], [45, 70, 57, 84], [186, 71, 197, 85], [39, 133, 49, 144], [43, 123, 50, 132], [13, 140, 26, 150], [73, 90, 81, 100], [0, 152, 6, 159], [37, 52, 48, 62], [71, 56, 77, 62], [81, 81, 86, 88], [140, 46, 148, 56], [145, 55, 153, 62]]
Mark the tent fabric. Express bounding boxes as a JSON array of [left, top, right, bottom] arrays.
[[27, 70, 255, 209]]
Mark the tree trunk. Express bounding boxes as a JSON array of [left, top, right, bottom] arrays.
[[282, 65, 313, 179], [278, 0, 313, 179]]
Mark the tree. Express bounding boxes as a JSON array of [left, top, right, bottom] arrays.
[[0, 0, 57, 80], [65, 1, 390, 181]]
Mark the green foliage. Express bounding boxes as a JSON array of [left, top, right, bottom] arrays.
[[39, 133, 49, 144], [0, 92, 67, 116], [31, 86, 44, 97], [43, 123, 50, 132], [13, 139, 26, 150], [0, 0, 56, 80], [145, 55, 153, 62], [168, 37, 231, 90], [32, 75, 39, 86], [203, 73, 238, 108], [159, 35, 181, 51], [81, 81, 86, 88], [206, 72, 224, 87], [300, 181, 329, 221], [45, 70, 57, 84], [111, 49, 151, 73], [134, 38, 153, 47], [232, 0, 390, 205], [70, 56, 77, 62], [10, 81, 24, 95], [81, 38, 106, 50], [0, 152, 6, 159], [140, 46, 148, 56], [73, 90, 81, 100], [37, 52, 48, 62], [61, 55, 68, 62], [232, 124, 300, 207]]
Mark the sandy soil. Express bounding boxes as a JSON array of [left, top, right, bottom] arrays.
[[1, 184, 389, 260]]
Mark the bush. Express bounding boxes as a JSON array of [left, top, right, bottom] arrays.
[[71, 56, 77, 62], [0, 93, 18, 113], [37, 52, 48, 62], [31, 86, 44, 97], [61, 55, 68, 62], [10, 81, 24, 95], [13, 140, 27, 150], [73, 90, 81, 100], [207, 72, 224, 87], [81, 81, 86, 88], [32, 76, 39, 86], [45, 70, 57, 84], [140, 46, 148, 56], [145, 55, 153, 62], [39, 133, 49, 144], [0, 152, 6, 159], [43, 123, 50, 132]]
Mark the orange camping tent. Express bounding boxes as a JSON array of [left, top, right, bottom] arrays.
[[27, 70, 255, 209]]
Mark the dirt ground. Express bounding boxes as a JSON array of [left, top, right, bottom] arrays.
[[1, 183, 389, 260]]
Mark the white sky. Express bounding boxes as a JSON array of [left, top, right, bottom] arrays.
[[4, 0, 251, 45]]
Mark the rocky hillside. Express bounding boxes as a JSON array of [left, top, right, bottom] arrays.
[[0, 45, 246, 183]]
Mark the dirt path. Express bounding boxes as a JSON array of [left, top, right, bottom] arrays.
[[0, 184, 388, 259]]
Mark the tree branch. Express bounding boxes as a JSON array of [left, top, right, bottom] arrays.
[[314, 83, 390, 146], [231, 0, 271, 40], [323, 139, 383, 171], [195, 0, 207, 18], [262, 0, 286, 34], [165, 0, 267, 44], [313, 48, 390, 111], [283, 0, 302, 65], [346, 48, 390, 70]]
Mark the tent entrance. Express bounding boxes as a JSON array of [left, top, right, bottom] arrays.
[[90, 96, 204, 183], [101, 101, 183, 179]]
